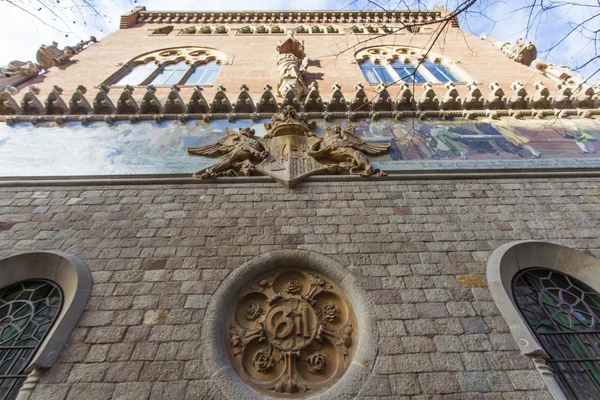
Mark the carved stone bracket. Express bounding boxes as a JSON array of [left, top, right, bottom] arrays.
[[226, 269, 357, 397]]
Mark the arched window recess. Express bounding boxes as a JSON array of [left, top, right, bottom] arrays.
[[487, 241, 600, 400], [106, 47, 226, 87], [355, 46, 467, 85], [0, 251, 92, 399]]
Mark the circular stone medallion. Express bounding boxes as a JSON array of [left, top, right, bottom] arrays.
[[226, 269, 357, 398]]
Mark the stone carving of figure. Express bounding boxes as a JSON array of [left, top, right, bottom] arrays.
[[276, 32, 309, 98], [0, 61, 41, 91]]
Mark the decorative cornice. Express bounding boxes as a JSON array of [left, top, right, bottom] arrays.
[[133, 10, 444, 26], [1, 81, 598, 125]]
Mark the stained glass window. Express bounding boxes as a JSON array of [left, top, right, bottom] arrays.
[[422, 60, 458, 83], [114, 62, 157, 86], [359, 60, 394, 84], [184, 61, 221, 85], [150, 61, 190, 86], [0, 280, 62, 400], [390, 59, 427, 83], [513, 268, 600, 399]]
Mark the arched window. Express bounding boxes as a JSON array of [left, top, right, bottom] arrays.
[[184, 60, 221, 85], [513, 268, 600, 399], [106, 47, 227, 87], [390, 59, 426, 83], [421, 59, 458, 83], [359, 59, 394, 84], [0, 251, 92, 399], [0, 280, 62, 400], [356, 46, 467, 85], [150, 61, 190, 86], [114, 62, 157, 86]]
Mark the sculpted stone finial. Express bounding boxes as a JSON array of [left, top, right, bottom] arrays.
[[530, 81, 551, 109], [480, 33, 537, 66], [186, 86, 209, 114], [327, 83, 347, 112], [257, 84, 278, 113], [486, 82, 507, 109], [350, 82, 370, 112], [418, 82, 440, 111], [68, 85, 92, 115], [440, 82, 461, 110], [463, 82, 484, 110]]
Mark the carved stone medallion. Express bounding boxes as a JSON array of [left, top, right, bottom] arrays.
[[226, 269, 357, 397], [257, 135, 327, 188]]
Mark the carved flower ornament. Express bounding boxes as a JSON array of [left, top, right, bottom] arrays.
[[226, 269, 357, 397]]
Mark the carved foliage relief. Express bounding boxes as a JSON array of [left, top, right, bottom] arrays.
[[226, 269, 357, 397]]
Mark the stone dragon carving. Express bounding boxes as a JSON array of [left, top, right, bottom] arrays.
[[308, 125, 390, 177], [187, 127, 268, 178]]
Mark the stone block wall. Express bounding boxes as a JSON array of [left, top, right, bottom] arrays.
[[2, 178, 595, 399]]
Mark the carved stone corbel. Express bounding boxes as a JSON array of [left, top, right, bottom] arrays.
[[20, 86, 45, 115], [186, 86, 209, 114], [116, 85, 139, 114], [552, 84, 573, 109], [529, 81, 551, 109], [234, 84, 256, 113], [139, 85, 163, 114], [485, 82, 506, 109], [45, 86, 68, 115], [463, 82, 483, 110], [0, 89, 21, 115], [210, 85, 233, 113], [303, 82, 324, 112], [349, 83, 370, 112], [418, 82, 440, 111], [281, 90, 302, 111], [440, 82, 461, 110], [395, 82, 414, 111], [163, 85, 186, 114], [93, 85, 116, 115], [573, 85, 596, 109], [372, 84, 393, 111], [508, 81, 529, 109], [68, 85, 92, 115], [257, 84, 279, 113], [326, 83, 348, 112], [480, 33, 537, 66]]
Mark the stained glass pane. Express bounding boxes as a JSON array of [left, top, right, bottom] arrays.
[[422, 60, 458, 82], [390, 59, 426, 83], [184, 61, 221, 85], [114, 62, 157, 86], [150, 61, 190, 85], [359, 60, 394, 84], [514, 268, 600, 399], [0, 280, 62, 400]]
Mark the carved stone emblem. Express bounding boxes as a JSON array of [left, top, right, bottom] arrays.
[[187, 106, 391, 187], [226, 269, 357, 397]]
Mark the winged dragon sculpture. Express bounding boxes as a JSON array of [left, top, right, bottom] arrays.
[[187, 127, 268, 179], [308, 125, 390, 177]]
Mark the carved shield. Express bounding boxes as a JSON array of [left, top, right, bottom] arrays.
[[257, 135, 327, 188]]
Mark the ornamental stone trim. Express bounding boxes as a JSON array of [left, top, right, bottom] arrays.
[[201, 250, 378, 399]]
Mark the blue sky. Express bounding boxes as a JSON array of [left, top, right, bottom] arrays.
[[1, 0, 598, 81]]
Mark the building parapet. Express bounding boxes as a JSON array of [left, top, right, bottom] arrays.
[[130, 10, 445, 26]]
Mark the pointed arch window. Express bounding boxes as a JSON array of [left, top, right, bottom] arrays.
[[184, 60, 221, 85], [513, 268, 600, 399], [114, 62, 157, 86], [0, 280, 62, 400]]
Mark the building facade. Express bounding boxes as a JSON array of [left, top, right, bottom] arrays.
[[0, 6, 599, 400]]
